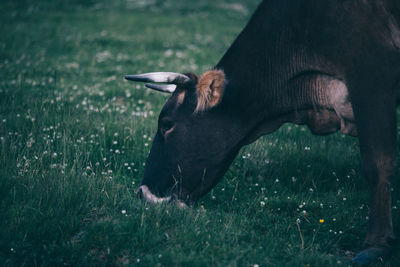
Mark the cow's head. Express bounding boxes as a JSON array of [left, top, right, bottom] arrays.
[[125, 70, 246, 205]]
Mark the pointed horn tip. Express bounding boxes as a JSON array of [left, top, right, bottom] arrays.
[[124, 75, 139, 81]]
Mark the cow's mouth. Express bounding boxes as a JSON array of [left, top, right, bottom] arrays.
[[136, 185, 188, 208]]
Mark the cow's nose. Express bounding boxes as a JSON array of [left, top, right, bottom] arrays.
[[136, 186, 144, 199]]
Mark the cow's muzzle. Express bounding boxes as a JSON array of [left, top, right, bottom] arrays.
[[136, 185, 188, 208], [136, 185, 171, 203]]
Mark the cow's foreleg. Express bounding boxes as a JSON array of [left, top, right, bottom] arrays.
[[349, 78, 397, 264]]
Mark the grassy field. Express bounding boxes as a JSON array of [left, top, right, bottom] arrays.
[[1, 0, 400, 266]]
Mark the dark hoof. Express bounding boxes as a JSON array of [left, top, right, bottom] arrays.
[[351, 247, 388, 265]]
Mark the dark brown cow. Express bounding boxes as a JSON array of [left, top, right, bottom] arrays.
[[125, 0, 400, 264]]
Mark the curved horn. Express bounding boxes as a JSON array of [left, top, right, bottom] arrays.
[[145, 83, 177, 93], [124, 72, 191, 84]]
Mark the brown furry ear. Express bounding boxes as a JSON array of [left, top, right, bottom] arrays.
[[195, 70, 226, 112]]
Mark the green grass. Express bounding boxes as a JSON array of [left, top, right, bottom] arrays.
[[1, 0, 400, 266]]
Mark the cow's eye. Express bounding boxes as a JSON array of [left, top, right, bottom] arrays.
[[160, 119, 175, 136]]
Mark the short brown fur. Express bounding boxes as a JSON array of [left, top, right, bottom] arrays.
[[195, 70, 226, 112]]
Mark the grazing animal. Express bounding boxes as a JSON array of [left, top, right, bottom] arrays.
[[125, 0, 400, 264]]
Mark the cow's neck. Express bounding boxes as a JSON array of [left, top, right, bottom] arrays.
[[214, 0, 359, 145]]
